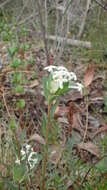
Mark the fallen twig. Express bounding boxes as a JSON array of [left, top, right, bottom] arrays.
[[47, 35, 92, 49]]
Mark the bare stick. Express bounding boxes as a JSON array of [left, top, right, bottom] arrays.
[[17, 12, 38, 26], [47, 35, 92, 49]]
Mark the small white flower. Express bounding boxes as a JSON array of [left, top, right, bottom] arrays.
[[69, 82, 83, 93], [28, 152, 38, 169], [15, 144, 39, 170], [76, 83, 84, 92], [21, 149, 26, 156], [70, 72, 77, 81], [28, 152, 38, 162], [25, 144, 31, 151], [44, 65, 57, 72], [44, 65, 83, 94]]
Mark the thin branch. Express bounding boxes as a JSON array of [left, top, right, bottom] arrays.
[[78, 0, 91, 38], [93, 0, 107, 11], [36, 0, 50, 65], [17, 12, 38, 26]]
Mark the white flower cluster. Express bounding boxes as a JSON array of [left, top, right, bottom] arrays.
[[15, 144, 38, 170], [44, 66, 83, 94]]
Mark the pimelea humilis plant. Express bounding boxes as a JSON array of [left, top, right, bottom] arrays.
[[42, 65, 83, 190]]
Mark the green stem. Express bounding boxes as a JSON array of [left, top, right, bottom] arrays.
[[41, 98, 51, 190], [14, 131, 21, 161]]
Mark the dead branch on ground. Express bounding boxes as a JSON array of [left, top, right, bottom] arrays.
[[47, 35, 92, 49]]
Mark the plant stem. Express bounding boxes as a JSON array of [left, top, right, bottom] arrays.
[[41, 100, 51, 190]]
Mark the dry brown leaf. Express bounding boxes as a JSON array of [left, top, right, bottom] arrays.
[[84, 65, 95, 87], [67, 102, 80, 135], [29, 133, 45, 145], [54, 106, 60, 120], [77, 142, 101, 158], [49, 144, 64, 164], [29, 80, 39, 88]]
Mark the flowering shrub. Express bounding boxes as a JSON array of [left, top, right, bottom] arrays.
[[44, 65, 83, 94], [41, 65, 83, 189]]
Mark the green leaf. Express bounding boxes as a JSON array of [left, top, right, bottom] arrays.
[[13, 163, 26, 183], [21, 26, 28, 36], [15, 85, 24, 94], [11, 58, 22, 69], [56, 82, 69, 96], [13, 72, 22, 84], [47, 74, 53, 90], [10, 117, 16, 131], [16, 99, 25, 109], [42, 76, 49, 101], [50, 99, 58, 120], [1, 31, 9, 41], [8, 46, 18, 57], [42, 111, 47, 138], [20, 43, 31, 51], [48, 95, 58, 105]]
